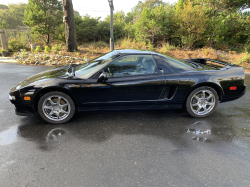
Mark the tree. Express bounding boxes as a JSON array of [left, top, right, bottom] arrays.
[[134, 4, 175, 44], [23, 0, 63, 44], [0, 4, 8, 9], [0, 20, 8, 29], [62, 0, 77, 52], [75, 15, 100, 43], [127, 0, 165, 24], [0, 3, 27, 29], [175, 0, 208, 48]]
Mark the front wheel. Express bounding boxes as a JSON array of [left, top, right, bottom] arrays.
[[186, 86, 219, 118], [38, 91, 75, 124]]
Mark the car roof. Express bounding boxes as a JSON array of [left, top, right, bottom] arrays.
[[116, 49, 157, 55]]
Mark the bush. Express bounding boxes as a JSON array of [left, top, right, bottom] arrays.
[[35, 46, 42, 53], [52, 44, 61, 53], [239, 53, 250, 65], [44, 46, 51, 53], [245, 45, 250, 53], [8, 38, 26, 52], [161, 42, 177, 53]]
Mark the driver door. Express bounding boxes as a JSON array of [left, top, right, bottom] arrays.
[[81, 54, 166, 110]]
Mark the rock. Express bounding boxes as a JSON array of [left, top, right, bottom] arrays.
[[52, 62, 57, 65], [76, 62, 80, 65], [49, 59, 53, 63], [77, 58, 84, 60], [41, 62, 46, 65], [35, 61, 40, 65], [14, 56, 19, 59], [30, 61, 35, 64]]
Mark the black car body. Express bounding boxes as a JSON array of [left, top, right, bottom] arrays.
[[9, 49, 247, 123]]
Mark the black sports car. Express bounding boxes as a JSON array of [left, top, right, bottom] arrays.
[[9, 49, 247, 124]]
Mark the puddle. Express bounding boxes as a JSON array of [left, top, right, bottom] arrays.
[[187, 129, 211, 135], [186, 121, 212, 143], [192, 137, 211, 142], [46, 128, 66, 142], [0, 125, 18, 146]]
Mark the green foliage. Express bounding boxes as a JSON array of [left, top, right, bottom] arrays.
[[8, 38, 26, 52], [0, 4, 8, 9], [43, 55, 49, 60], [175, 0, 208, 49], [239, 53, 250, 65], [23, 0, 63, 44], [44, 46, 50, 53], [0, 0, 249, 52], [161, 42, 177, 53], [0, 19, 8, 29], [51, 44, 61, 53], [19, 49, 28, 58], [147, 43, 155, 51], [0, 3, 27, 29], [135, 4, 175, 45], [35, 45, 42, 53], [245, 45, 250, 53]]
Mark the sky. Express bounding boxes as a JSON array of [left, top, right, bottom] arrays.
[[2, 0, 178, 18]]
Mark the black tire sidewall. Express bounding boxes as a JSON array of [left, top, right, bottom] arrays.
[[186, 86, 219, 118], [38, 91, 75, 124]]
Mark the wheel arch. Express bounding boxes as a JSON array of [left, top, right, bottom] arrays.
[[182, 82, 223, 109], [33, 86, 78, 112]]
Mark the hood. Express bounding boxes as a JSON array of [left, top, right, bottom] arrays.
[[13, 65, 74, 90]]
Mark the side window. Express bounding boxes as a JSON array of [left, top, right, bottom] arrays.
[[159, 56, 195, 73], [153, 55, 173, 74], [103, 55, 159, 77]]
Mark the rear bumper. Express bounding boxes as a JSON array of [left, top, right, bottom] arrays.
[[15, 105, 35, 116], [221, 85, 247, 103]]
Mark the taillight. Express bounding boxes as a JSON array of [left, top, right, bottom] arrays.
[[230, 86, 237, 90]]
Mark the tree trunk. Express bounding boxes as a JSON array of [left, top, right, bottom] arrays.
[[46, 34, 50, 45], [62, 0, 77, 52]]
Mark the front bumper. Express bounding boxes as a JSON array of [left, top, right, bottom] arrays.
[[15, 105, 35, 116]]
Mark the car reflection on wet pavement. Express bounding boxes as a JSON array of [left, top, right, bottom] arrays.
[[0, 63, 250, 187]]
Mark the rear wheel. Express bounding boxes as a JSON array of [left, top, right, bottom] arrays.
[[186, 86, 219, 118], [38, 91, 75, 124]]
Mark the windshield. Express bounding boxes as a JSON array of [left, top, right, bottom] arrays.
[[75, 51, 120, 78]]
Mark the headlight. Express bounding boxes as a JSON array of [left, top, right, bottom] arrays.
[[9, 95, 16, 100]]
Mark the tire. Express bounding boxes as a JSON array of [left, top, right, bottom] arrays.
[[38, 91, 75, 124], [186, 86, 219, 118]]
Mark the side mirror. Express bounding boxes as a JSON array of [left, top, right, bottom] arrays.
[[97, 72, 108, 83]]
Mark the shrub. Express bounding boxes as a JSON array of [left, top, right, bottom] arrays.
[[8, 38, 26, 52], [147, 43, 154, 51], [239, 53, 250, 65], [44, 46, 51, 53], [35, 46, 42, 53], [51, 44, 61, 53], [161, 42, 177, 53], [245, 45, 250, 53]]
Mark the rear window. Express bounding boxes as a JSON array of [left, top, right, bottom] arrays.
[[206, 60, 227, 69]]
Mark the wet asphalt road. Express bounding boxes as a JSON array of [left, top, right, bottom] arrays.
[[0, 63, 250, 187]]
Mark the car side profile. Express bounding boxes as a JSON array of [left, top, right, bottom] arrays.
[[9, 49, 247, 124]]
